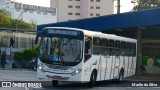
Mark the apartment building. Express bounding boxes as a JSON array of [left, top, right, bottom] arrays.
[[50, 0, 114, 22]]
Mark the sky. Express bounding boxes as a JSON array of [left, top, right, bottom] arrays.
[[12, 0, 134, 13], [120, 0, 134, 12]]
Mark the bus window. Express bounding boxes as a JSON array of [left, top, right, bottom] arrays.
[[101, 38, 109, 55], [108, 40, 115, 56], [114, 40, 121, 56], [108, 40, 114, 47], [84, 36, 92, 62], [106, 39, 109, 47], [100, 38, 106, 46], [122, 41, 126, 49], [93, 37, 100, 46], [93, 37, 101, 55], [115, 40, 120, 48], [132, 43, 136, 56], [126, 42, 132, 56]]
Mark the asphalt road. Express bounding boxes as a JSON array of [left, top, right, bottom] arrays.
[[0, 70, 160, 90]]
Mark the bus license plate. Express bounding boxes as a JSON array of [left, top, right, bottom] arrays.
[[53, 76, 61, 79]]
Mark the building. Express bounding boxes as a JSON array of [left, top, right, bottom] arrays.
[[0, 0, 57, 25], [50, 0, 115, 22]]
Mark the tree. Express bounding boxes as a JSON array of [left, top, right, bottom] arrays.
[[133, 0, 160, 11], [0, 8, 36, 30], [31, 22, 37, 30], [0, 8, 11, 25], [0, 8, 11, 18]]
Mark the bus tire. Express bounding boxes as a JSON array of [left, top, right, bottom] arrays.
[[118, 69, 124, 82], [52, 80, 58, 87], [88, 71, 97, 87]]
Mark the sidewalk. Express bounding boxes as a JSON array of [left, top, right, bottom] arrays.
[[125, 74, 160, 81]]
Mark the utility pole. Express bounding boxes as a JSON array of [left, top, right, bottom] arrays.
[[136, 29, 143, 76], [117, 0, 120, 14]]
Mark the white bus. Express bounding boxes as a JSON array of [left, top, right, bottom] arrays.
[[37, 27, 137, 87]]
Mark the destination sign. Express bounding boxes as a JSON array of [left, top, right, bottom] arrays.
[[47, 29, 80, 36]]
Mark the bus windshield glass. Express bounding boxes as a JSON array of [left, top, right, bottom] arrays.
[[39, 28, 84, 66]]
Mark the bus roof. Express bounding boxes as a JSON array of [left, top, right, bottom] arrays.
[[43, 27, 137, 43]]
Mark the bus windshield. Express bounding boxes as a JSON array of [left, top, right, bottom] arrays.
[[38, 29, 84, 66]]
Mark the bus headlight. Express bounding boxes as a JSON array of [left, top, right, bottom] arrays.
[[38, 66, 42, 70], [71, 69, 82, 76], [38, 64, 45, 72]]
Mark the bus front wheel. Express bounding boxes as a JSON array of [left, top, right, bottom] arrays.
[[88, 71, 97, 87], [52, 80, 58, 86]]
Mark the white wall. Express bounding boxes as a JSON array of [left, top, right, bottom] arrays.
[[0, 2, 57, 25]]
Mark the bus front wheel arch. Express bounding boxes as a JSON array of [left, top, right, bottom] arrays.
[[88, 69, 97, 87]]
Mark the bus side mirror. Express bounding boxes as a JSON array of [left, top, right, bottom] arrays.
[[35, 36, 38, 44]]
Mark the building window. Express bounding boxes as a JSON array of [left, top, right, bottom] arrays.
[[68, 12, 73, 15], [90, 13, 93, 16], [90, 0, 94, 2], [16, 9, 20, 12], [96, 6, 100, 9], [75, 13, 80, 16], [29, 11, 33, 13], [96, 0, 100, 2], [75, 0, 80, 1], [37, 11, 41, 14], [75, 6, 80, 8], [43, 12, 47, 15], [90, 6, 94, 9], [51, 13, 55, 16], [96, 14, 100, 16], [68, 5, 73, 8], [68, 0, 73, 1]]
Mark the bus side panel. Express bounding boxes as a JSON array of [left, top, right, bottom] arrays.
[[124, 56, 129, 78], [110, 56, 115, 79], [93, 55, 101, 81], [128, 57, 132, 77], [132, 57, 137, 75], [100, 55, 107, 81], [81, 55, 99, 82], [120, 55, 125, 72], [104, 55, 112, 80], [113, 56, 120, 79]]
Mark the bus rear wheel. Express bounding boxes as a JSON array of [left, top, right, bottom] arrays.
[[88, 71, 96, 87], [52, 80, 58, 86]]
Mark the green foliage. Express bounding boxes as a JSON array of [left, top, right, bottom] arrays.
[[22, 48, 38, 60], [0, 8, 11, 18], [133, 0, 160, 11], [14, 48, 39, 61], [0, 8, 36, 30], [14, 52, 23, 61]]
